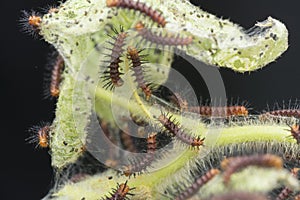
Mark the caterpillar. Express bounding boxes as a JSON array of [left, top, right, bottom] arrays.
[[103, 180, 135, 200], [122, 132, 157, 177], [222, 154, 283, 185], [50, 54, 64, 97], [276, 168, 299, 200], [27, 124, 51, 148], [134, 21, 193, 48], [174, 169, 220, 200], [106, 0, 166, 27], [158, 112, 205, 148], [263, 109, 300, 118], [127, 46, 151, 100], [205, 192, 268, 200], [19, 10, 42, 37], [168, 92, 188, 112], [290, 124, 300, 144], [102, 27, 127, 90], [188, 106, 249, 117]]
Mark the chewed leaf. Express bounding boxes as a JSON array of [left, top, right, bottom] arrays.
[[40, 0, 288, 73]]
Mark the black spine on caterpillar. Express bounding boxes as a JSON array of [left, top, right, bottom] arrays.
[[174, 169, 220, 200], [158, 112, 205, 148], [101, 26, 127, 90], [127, 46, 151, 100], [134, 21, 193, 48], [106, 0, 166, 27], [122, 133, 157, 177]]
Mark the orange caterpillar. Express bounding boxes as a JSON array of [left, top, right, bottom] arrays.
[[134, 21, 193, 48], [102, 27, 127, 90], [188, 106, 248, 117], [106, 0, 166, 27], [168, 92, 188, 112], [50, 54, 64, 97], [122, 133, 157, 177], [20, 10, 42, 37], [158, 112, 205, 148], [27, 124, 51, 148], [28, 15, 42, 27], [104, 180, 135, 200], [264, 109, 300, 118], [221, 154, 283, 185], [127, 46, 151, 100]]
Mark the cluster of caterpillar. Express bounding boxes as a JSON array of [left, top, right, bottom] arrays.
[[103, 180, 135, 200], [106, 0, 166, 27], [102, 27, 127, 90], [174, 169, 220, 200], [127, 46, 152, 100], [134, 21, 193, 48], [158, 112, 205, 148], [102, 3, 193, 97], [122, 132, 157, 177], [164, 141, 300, 200], [101, 27, 152, 100], [221, 154, 283, 185], [22, 2, 300, 199], [21, 12, 65, 97], [27, 124, 51, 148]]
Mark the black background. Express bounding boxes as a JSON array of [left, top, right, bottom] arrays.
[[2, 0, 299, 199]]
